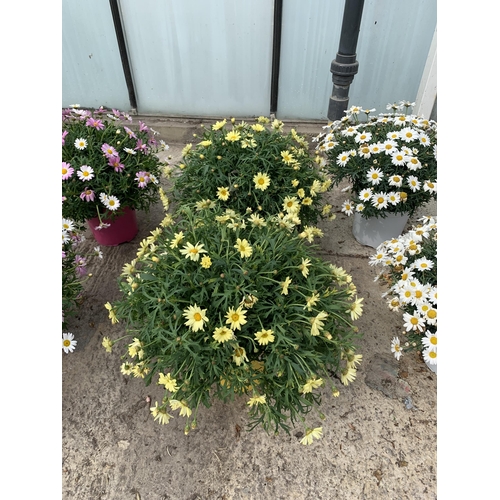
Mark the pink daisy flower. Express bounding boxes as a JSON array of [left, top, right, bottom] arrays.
[[124, 126, 137, 139], [135, 171, 150, 188], [134, 139, 148, 153], [108, 155, 125, 172], [62, 130, 68, 145], [79, 189, 95, 202], [85, 117, 104, 130], [101, 143, 118, 158], [139, 121, 149, 132], [62, 162, 74, 180]]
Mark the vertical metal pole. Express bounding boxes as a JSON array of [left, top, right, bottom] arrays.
[[109, 0, 138, 111], [270, 0, 283, 115], [327, 0, 365, 121]]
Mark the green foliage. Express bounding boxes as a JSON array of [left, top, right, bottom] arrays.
[[62, 107, 167, 223], [169, 117, 334, 227], [108, 204, 363, 434]]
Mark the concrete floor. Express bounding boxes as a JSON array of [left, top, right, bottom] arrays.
[[62, 136, 437, 500]]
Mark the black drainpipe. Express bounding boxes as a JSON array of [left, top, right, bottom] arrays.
[[327, 0, 365, 121], [109, 0, 138, 111], [270, 0, 283, 115]]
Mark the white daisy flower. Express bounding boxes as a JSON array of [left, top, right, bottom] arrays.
[[366, 167, 384, 185], [406, 156, 422, 171], [399, 127, 419, 142], [391, 151, 407, 166], [407, 175, 421, 192], [62, 332, 77, 353], [419, 133, 431, 147], [388, 174, 404, 187], [423, 180, 437, 193], [62, 218, 75, 232], [355, 203, 365, 212], [422, 346, 437, 366], [74, 138, 87, 150], [391, 336, 403, 360], [387, 192, 400, 205], [371, 192, 388, 210], [413, 257, 434, 272], [77, 165, 95, 181], [336, 151, 351, 166], [354, 131, 372, 144], [382, 139, 398, 155], [341, 200, 354, 216], [403, 312, 425, 332], [358, 188, 373, 201], [103, 195, 121, 211]]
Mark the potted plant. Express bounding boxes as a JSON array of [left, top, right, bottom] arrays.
[[370, 216, 437, 372], [168, 117, 335, 228], [62, 216, 104, 353], [314, 101, 437, 248], [102, 202, 364, 442], [62, 105, 169, 245]]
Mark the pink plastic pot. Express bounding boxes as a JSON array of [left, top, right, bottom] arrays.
[[87, 207, 138, 246]]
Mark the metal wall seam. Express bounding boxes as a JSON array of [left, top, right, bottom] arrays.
[[109, 0, 137, 111]]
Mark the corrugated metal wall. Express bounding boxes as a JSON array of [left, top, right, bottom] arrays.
[[118, 0, 274, 116], [62, 0, 436, 120], [62, 0, 130, 110]]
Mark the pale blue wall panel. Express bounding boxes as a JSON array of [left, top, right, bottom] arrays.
[[62, 0, 130, 110], [349, 0, 437, 113], [119, 0, 274, 116], [277, 0, 345, 121], [277, 0, 437, 120]]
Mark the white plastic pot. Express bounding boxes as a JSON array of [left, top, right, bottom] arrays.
[[352, 211, 409, 249]]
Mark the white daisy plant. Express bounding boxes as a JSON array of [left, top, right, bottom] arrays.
[[371, 216, 437, 370], [314, 101, 437, 219]]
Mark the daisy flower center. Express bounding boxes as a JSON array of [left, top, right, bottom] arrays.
[[194, 313, 202, 322], [430, 336, 437, 345], [410, 317, 419, 325], [62, 168, 68, 174], [427, 310, 437, 319], [231, 313, 240, 322], [63, 340, 71, 347], [428, 351, 437, 359], [189, 248, 199, 255]]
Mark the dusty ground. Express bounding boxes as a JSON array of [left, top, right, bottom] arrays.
[[62, 144, 437, 500]]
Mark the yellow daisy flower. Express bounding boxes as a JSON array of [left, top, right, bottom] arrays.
[[299, 258, 311, 278], [232, 346, 249, 366], [212, 326, 234, 343], [225, 306, 247, 331], [310, 311, 328, 336], [254, 329, 275, 345], [300, 427, 323, 445], [280, 276, 292, 295], [170, 399, 192, 417], [247, 394, 266, 407], [225, 130, 241, 142], [158, 373, 179, 392], [150, 402, 172, 425], [200, 255, 212, 269], [234, 238, 253, 258], [183, 304, 209, 332], [280, 150, 294, 164], [253, 172, 271, 191], [104, 302, 119, 324], [212, 119, 227, 130], [102, 337, 113, 353], [217, 187, 230, 201], [179, 242, 207, 262]]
